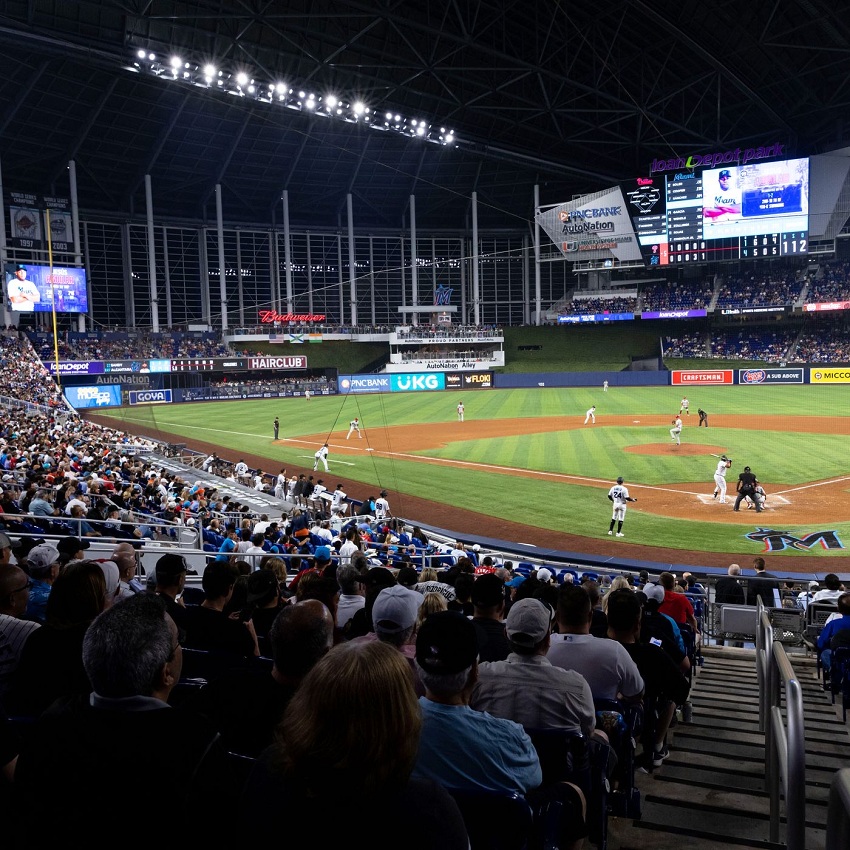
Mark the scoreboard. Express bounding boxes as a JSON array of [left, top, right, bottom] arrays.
[[623, 157, 809, 267]]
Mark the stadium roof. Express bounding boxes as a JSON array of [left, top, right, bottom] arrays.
[[1, 0, 849, 231]]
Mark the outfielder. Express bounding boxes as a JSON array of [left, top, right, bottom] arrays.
[[584, 405, 596, 424], [711, 454, 732, 503], [457, 401, 465, 422], [607, 476, 637, 537], [346, 418, 362, 439], [313, 443, 329, 472], [670, 415, 682, 446]]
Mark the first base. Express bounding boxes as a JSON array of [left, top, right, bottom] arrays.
[[365, 448, 374, 451], [633, 420, 640, 423]]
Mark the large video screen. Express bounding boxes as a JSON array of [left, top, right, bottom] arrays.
[[4, 263, 88, 313], [623, 157, 809, 267]]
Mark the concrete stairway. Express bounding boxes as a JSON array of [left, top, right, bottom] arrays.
[[606, 646, 850, 849]]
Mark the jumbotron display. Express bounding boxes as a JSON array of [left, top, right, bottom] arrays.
[[622, 157, 809, 267]]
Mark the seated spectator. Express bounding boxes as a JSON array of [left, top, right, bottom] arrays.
[[7, 561, 108, 717], [0, 565, 41, 700], [547, 585, 643, 703], [471, 572, 510, 663], [186, 599, 334, 757], [813, 573, 845, 604], [817, 592, 850, 675], [606, 590, 690, 772], [22, 543, 61, 623], [181, 560, 260, 658], [472, 597, 596, 739], [153, 552, 189, 631], [658, 571, 699, 638], [11, 594, 225, 845], [412, 610, 542, 795], [241, 640, 468, 848]]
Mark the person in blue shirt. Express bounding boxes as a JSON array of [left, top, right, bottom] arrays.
[[817, 593, 850, 674]]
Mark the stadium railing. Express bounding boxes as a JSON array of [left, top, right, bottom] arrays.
[[756, 599, 806, 850]]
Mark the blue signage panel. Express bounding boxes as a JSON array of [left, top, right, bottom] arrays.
[[65, 384, 122, 409], [390, 373, 446, 392], [737, 368, 804, 385], [339, 375, 392, 394], [128, 389, 173, 405]]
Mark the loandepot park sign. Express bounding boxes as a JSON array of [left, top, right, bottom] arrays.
[[536, 186, 643, 262], [649, 142, 785, 174]]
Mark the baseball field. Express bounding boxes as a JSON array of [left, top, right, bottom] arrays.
[[93, 382, 850, 572]]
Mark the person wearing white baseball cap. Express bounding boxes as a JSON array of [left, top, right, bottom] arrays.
[[23, 543, 62, 623], [0, 531, 13, 567]]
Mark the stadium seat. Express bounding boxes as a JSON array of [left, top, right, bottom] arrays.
[[448, 789, 534, 850], [594, 698, 642, 819]]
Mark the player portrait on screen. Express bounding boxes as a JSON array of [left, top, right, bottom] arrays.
[[704, 168, 742, 221], [6, 264, 41, 311]]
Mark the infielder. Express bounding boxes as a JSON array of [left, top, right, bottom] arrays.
[[711, 454, 732, 503], [457, 401, 465, 422], [584, 405, 596, 424], [607, 476, 637, 537], [670, 415, 682, 445], [313, 443, 329, 472], [346, 417, 362, 439], [679, 397, 690, 416]]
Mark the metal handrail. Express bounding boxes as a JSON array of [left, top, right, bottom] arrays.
[[757, 600, 807, 850], [826, 769, 850, 850]]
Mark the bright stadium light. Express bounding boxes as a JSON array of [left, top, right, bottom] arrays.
[[128, 47, 458, 145]]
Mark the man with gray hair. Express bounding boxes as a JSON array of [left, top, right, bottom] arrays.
[[12, 594, 224, 843], [714, 564, 745, 647], [336, 562, 365, 629]]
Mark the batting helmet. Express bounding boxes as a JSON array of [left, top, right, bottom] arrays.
[[616, 476, 624, 484]]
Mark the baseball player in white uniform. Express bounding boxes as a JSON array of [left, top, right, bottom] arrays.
[[375, 490, 391, 520], [711, 454, 732, 503], [670, 415, 682, 445], [607, 476, 637, 537], [603, 380, 608, 392], [346, 418, 362, 439], [457, 401, 465, 421], [584, 405, 596, 424], [679, 397, 690, 416], [313, 443, 329, 471]]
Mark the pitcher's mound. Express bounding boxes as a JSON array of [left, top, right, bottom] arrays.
[[626, 444, 722, 456]]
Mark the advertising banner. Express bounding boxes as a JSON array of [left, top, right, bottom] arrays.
[[247, 356, 308, 370], [390, 373, 446, 393], [804, 301, 850, 312], [45, 360, 105, 376], [535, 186, 643, 262], [65, 384, 122, 409], [720, 306, 787, 315], [738, 368, 804, 385], [557, 312, 634, 324], [671, 369, 734, 385], [5, 263, 88, 313], [446, 371, 493, 389], [810, 368, 850, 384], [128, 389, 173, 405], [338, 375, 392, 394], [641, 309, 707, 319]]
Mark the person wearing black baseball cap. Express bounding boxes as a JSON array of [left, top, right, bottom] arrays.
[[56, 536, 91, 564]]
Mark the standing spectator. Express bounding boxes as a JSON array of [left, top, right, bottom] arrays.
[[714, 565, 745, 646], [745, 558, 780, 607]]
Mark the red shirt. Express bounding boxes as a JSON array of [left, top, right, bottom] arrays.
[[658, 590, 694, 625]]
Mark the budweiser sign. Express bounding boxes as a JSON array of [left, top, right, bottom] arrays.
[[258, 310, 326, 323]]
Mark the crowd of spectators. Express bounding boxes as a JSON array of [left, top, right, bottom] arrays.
[[640, 279, 714, 312], [709, 329, 796, 362], [795, 327, 850, 362], [664, 333, 706, 358], [715, 270, 804, 309], [805, 261, 850, 304], [27, 332, 231, 362], [399, 347, 497, 362], [396, 324, 504, 339], [562, 296, 638, 316], [0, 334, 64, 408]]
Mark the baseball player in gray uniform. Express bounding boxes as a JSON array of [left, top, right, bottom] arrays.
[[607, 476, 637, 537]]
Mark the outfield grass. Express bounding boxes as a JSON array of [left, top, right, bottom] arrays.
[[98, 384, 850, 559]]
